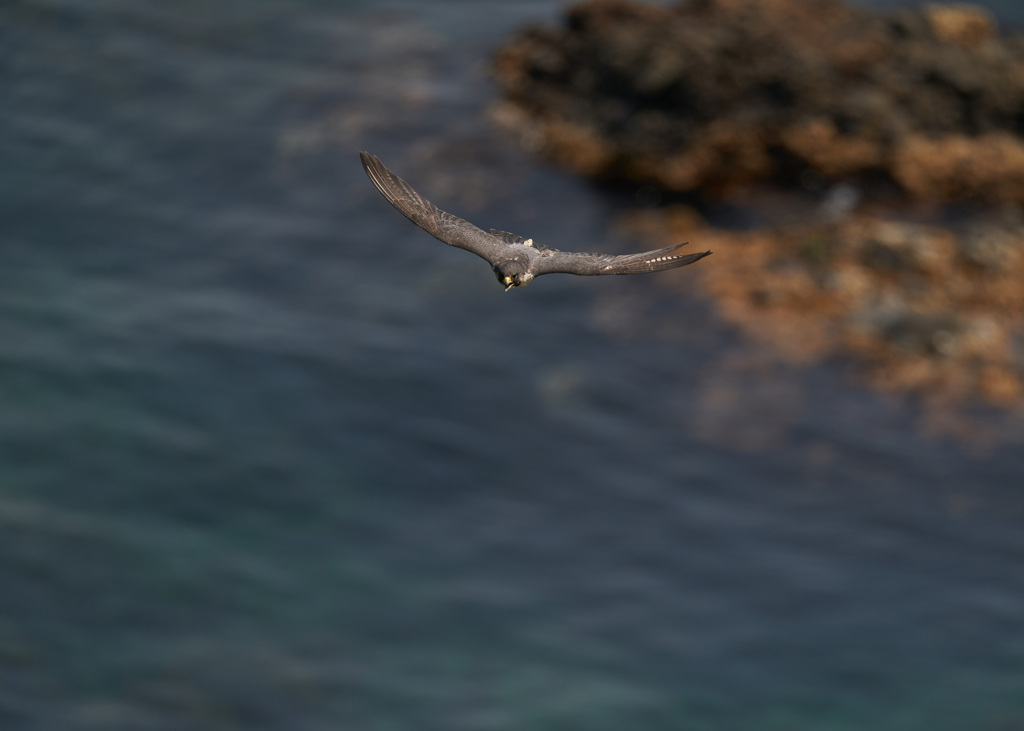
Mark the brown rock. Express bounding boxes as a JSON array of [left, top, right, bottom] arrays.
[[924, 4, 996, 48], [494, 0, 1024, 202], [645, 213, 1024, 406], [893, 133, 1024, 203]]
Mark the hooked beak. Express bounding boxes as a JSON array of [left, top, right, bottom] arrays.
[[503, 276, 514, 292]]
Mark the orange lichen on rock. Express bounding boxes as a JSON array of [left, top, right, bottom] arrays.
[[778, 118, 884, 178], [923, 3, 996, 47], [893, 133, 1024, 203], [630, 211, 1024, 407]]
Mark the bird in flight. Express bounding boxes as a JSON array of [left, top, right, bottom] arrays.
[[360, 151, 711, 291]]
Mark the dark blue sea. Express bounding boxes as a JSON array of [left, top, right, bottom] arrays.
[[3, 1, 1024, 728]]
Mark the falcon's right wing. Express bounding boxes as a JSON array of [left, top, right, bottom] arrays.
[[360, 152, 507, 264]]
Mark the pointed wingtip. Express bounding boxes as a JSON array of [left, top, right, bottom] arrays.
[[359, 152, 392, 192], [667, 246, 712, 269], [690, 250, 713, 263], [676, 243, 713, 260]]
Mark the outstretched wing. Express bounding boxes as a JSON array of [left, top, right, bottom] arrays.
[[360, 152, 507, 264], [533, 242, 711, 277]]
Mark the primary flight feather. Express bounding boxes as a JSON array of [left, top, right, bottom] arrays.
[[360, 151, 711, 291]]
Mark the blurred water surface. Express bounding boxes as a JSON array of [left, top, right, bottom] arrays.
[[3, 1, 1024, 729]]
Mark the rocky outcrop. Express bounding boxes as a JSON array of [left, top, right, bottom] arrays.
[[493, 0, 1024, 202], [624, 209, 1024, 407]]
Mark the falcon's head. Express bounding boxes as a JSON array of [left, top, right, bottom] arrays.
[[492, 258, 534, 291]]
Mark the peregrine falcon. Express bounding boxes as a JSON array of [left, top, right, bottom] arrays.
[[360, 151, 711, 291]]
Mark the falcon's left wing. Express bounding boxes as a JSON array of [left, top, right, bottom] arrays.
[[533, 243, 711, 277]]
